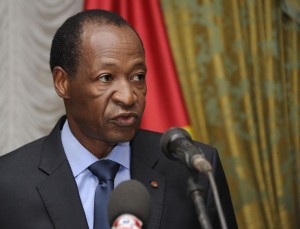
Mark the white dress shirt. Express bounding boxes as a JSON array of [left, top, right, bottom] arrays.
[[61, 120, 131, 229]]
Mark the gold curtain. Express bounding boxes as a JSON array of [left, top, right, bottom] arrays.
[[161, 0, 300, 228]]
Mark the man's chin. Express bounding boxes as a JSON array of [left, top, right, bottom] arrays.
[[107, 128, 138, 143]]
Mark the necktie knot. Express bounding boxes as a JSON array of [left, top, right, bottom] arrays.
[[89, 160, 120, 183]]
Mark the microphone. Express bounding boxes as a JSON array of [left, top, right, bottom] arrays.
[[161, 127, 228, 229], [160, 127, 212, 173], [108, 180, 151, 229]]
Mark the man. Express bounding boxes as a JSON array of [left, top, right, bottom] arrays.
[[0, 9, 237, 229]]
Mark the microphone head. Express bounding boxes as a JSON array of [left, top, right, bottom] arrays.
[[160, 127, 192, 160], [108, 180, 151, 227]]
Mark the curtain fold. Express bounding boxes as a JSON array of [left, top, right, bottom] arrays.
[[0, 0, 83, 155], [161, 0, 300, 228]]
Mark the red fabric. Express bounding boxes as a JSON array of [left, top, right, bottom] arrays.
[[84, 0, 190, 132]]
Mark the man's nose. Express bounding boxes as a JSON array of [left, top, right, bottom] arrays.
[[112, 80, 137, 107]]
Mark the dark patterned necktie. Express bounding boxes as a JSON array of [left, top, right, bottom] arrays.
[[89, 160, 120, 229]]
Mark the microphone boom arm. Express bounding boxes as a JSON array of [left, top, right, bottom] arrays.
[[187, 177, 213, 229]]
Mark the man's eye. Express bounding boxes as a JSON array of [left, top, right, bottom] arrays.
[[131, 73, 146, 82], [98, 74, 112, 82]]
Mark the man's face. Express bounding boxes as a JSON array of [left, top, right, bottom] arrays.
[[65, 23, 147, 148]]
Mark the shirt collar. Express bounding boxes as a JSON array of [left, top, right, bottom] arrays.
[[61, 120, 131, 178]]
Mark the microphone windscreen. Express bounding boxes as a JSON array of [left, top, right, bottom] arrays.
[[160, 127, 192, 159], [108, 179, 151, 227]]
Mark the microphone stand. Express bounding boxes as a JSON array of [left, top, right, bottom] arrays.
[[192, 153, 228, 229], [187, 176, 212, 229]]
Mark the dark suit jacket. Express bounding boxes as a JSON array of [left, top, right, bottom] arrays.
[[0, 117, 237, 229]]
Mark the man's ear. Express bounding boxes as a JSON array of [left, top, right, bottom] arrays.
[[52, 66, 71, 99]]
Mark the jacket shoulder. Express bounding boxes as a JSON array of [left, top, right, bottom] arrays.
[[134, 128, 218, 158], [0, 136, 47, 167]]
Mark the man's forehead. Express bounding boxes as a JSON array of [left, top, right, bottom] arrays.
[[81, 23, 144, 52], [82, 21, 142, 44], [82, 22, 133, 38]]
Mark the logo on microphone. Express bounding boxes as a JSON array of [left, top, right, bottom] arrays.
[[112, 214, 143, 229]]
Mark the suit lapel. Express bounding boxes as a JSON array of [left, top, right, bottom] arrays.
[[36, 119, 165, 229], [130, 130, 165, 229], [37, 117, 88, 229]]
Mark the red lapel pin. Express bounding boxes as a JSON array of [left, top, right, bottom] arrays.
[[150, 181, 158, 188]]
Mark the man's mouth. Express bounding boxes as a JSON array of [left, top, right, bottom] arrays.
[[111, 113, 139, 127]]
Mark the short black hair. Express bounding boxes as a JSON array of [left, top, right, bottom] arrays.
[[50, 9, 143, 77]]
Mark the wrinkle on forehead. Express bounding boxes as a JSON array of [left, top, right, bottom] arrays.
[[82, 23, 144, 56], [78, 23, 145, 75]]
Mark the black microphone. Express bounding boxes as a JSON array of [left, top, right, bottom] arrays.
[[108, 180, 151, 229], [161, 128, 228, 229], [160, 127, 212, 173]]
